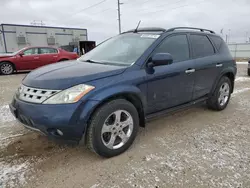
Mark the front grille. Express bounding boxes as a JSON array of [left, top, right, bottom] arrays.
[[18, 85, 60, 103]]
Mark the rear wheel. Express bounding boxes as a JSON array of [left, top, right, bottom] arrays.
[[0, 62, 14, 75], [207, 76, 232, 111], [248, 69, 250, 76], [86, 99, 139, 158]]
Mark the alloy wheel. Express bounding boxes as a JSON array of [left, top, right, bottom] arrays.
[[101, 110, 134, 150], [1, 63, 13, 75], [218, 82, 230, 106]]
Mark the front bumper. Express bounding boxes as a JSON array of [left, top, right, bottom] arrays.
[[9, 96, 99, 142]]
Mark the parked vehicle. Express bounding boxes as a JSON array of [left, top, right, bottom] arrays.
[[0, 47, 78, 75], [10, 27, 237, 158]]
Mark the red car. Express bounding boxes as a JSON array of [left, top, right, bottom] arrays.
[[0, 47, 79, 75]]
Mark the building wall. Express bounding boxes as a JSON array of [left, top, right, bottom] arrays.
[[0, 24, 87, 53], [228, 43, 250, 59]]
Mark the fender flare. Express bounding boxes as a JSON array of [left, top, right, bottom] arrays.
[[89, 84, 146, 108], [77, 85, 147, 144], [210, 67, 236, 96]]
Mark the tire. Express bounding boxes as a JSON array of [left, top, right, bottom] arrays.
[[86, 99, 139, 158], [0, 62, 14, 75], [248, 69, 250, 76], [207, 76, 232, 111]]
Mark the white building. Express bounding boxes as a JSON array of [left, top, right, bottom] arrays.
[[0, 23, 88, 53]]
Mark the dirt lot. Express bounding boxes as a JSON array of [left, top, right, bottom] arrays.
[[0, 63, 250, 188]]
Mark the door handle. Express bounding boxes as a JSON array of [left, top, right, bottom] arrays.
[[53, 56, 58, 58], [34, 57, 39, 59], [185, 69, 195, 74], [216, 63, 223, 67]]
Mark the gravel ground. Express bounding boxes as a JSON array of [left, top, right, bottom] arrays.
[[0, 64, 250, 188]]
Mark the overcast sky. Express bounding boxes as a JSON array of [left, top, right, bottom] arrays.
[[1, 0, 250, 43]]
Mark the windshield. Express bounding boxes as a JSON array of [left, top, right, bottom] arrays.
[[79, 33, 159, 66], [12, 48, 25, 55]]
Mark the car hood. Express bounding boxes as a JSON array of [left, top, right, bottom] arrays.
[[23, 60, 127, 89], [0, 53, 14, 58]]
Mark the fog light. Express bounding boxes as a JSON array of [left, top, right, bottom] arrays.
[[56, 129, 63, 136]]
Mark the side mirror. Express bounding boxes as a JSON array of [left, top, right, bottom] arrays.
[[19, 52, 24, 57], [148, 53, 173, 67]]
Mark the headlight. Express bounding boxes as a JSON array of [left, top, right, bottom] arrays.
[[43, 84, 95, 104], [16, 85, 23, 96]]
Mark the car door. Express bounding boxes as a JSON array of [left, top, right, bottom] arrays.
[[146, 34, 195, 114], [38, 48, 59, 67], [189, 34, 220, 99], [18, 48, 40, 70]]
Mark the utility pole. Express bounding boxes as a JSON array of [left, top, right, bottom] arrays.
[[228, 29, 231, 44], [117, 0, 122, 34]]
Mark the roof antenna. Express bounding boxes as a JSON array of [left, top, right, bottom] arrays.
[[134, 20, 141, 33]]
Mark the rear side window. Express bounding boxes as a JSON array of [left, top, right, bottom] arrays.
[[210, 36, 222, 50], [39, 48, 58, 54], [210, 35, 230, 54], [190, 35, 215, 58], [153, 35, 190, 62]]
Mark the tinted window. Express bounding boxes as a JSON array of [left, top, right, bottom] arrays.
[[154, 35, 189, 62], [190, 35, 215, 58], [210, 36, 222, 50], [23, 48, 38, 55], [39, 48, 58, 54], [210, 35, 230, 54]]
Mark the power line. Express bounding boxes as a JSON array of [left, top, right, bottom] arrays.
[[92, 8, 114, 15], [136, 0, 207, 15], [64, 0, 109, 22], [123, 0, 166, 9], [123, 0, 142, 4], [138, 0, 184, 13], [75, 0, 109, 14]]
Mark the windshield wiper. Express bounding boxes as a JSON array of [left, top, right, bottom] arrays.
[[84, 59, 128, 66], [84, 59, 101, 64], [84, 59, 113, 65]]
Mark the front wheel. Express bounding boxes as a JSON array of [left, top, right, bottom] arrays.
[[86, 99, 139, 158], [207, 76, 232, 111], [248, 69, 250, 76], [0, 62, 14, 75]]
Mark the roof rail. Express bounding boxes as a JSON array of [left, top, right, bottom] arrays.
[[166, 27, 215, 34], [123, 27, 166, 34]]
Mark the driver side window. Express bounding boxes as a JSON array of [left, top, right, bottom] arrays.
[[154, 35, 190, 62], [23, 48, 39, 56]]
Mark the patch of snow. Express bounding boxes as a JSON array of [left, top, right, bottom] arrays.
[[0, 105, 16, 123], [90, 183, 100, 188], [232, 88, 250, 96], [155, 176, 160, 182], [0, 133, 26, 141], [236, 62, 248, 65], [0, 161, 30, 188], [145, 154, 164, 162], [235, 77, 250, 82]]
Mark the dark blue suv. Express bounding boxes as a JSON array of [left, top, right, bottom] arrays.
[[10, 27, 237, 157]]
